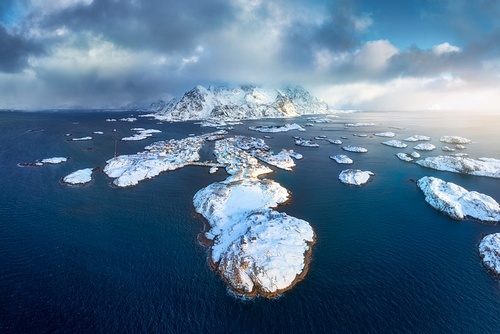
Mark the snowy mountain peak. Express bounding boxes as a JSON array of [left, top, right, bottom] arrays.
[[146, 85, 329, 122]]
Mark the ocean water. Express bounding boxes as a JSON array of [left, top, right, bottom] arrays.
[[1, 110, 500, 333]]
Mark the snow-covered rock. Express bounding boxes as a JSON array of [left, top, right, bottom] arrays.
[[411, 152, 421, 159], [254, 149, 296, 171], [374, 132, 396, 138], [344, 123, 376, 127], [382, 140, 408, 148], [330, 155, 353, 164], [41, 157, 68, 164], [416, 176, 500, 222], [248, 123, 306, 133], [342, 145, 368, 153], [121, 128, 161, 141], [440, 136, 472, 144], [120, 117, 137, 122], [416, 156, 500, 178], [414, 143, 436, 151], [479, 234, 500, 275], [339, 169, 374, 186], [396, 153, 414, 162], [104, 136, 205, 187], [404, 135, 431, 142], [71, 136, 92, 141], [294, 138, 319, 148], [442, 146, 456, 152], [62, 168, 96, 186], [194, 181, 314, 297], [145, 85, 330, 122]]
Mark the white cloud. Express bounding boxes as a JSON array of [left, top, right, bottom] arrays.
[[431, 42, 462, 55], [30, 0, 93, 14], [353, 40, 399, 72]]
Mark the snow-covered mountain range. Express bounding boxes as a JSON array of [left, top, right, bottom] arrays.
[[143, 85, 330, 121]]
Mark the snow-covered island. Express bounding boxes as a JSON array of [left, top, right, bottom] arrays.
[[70, 136, 93, 141], [120, 117, 137, 122], [103, 129, 316, 298], [330, 155, 353, 164], [344, 123, 376, 127], [18, 157, 69, 167], [440, 136, 472, 144], [414, 143, 436, 151], [416, 156, 500, 178], [61, 167, 98, 186], [404, 135, 431, 142], [417, 176, 500, 222], [294, 138, 319, 148], [342, 145, 368, 153], [193, 137, 315, 298], [103, 135, 207, 187], [41, 157, 68, 164], [382, 140, 408, 148], [396, 153, 414, 162], [121, 128, 162, 141], [248, 123, 305, 133], [327, 139, 342, 145], [374, 132, 396, 138], [479, 234, 500, 276], [339, 169, 374, 186]]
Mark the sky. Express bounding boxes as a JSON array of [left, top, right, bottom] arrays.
[[1, 0, 500, 110]]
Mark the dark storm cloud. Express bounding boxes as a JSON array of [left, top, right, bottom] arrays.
[[40, 0, 236, 53], [280, 0, 365, 67], [0, 24, 44, 73]]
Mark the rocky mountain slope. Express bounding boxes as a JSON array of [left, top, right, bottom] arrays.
[[144, 85, 330, 121]]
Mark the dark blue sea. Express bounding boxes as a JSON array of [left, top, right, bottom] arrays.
[[1, 109, 500, 333]]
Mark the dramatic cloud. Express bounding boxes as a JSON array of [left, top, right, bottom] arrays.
[[0, 24, 44, 73], [0, 0, 499, 110]]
